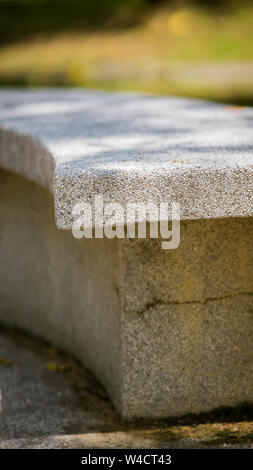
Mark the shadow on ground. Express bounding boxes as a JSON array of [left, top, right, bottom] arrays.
[[0, 326, 252, 449]]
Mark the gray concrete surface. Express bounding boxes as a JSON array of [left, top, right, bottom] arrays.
[[0, 170, 122, 413], [0, 89, 252, 229], [0, 170, 252, 419], [0, 328, 252, 449], [0, 90, 252, 419]]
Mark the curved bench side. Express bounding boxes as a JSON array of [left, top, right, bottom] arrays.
[[0, 127, 55, 192]]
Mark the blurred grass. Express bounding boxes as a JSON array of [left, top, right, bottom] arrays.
[[0, 4, 253, 104]]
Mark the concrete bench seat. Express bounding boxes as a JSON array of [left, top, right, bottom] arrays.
[[0, 89, 252, 419]]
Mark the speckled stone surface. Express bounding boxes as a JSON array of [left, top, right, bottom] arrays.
[[0, 171, 252, 419], [0, 89, 252, 228], [0, 90, 252, 419], [119, 219, 253, 418]]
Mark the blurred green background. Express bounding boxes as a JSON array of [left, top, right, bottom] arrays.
[[0, 0, 253, 104]]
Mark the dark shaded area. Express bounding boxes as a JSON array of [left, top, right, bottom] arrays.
[[0, 0, 251, 44], [0, 324, 253, 435], [0, 0, 147, 44]]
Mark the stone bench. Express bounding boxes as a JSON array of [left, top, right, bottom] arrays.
[[0, 89, 252, 419]]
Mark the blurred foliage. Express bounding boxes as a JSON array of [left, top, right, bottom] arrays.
[[0, 1, 252, 105], [0, 0, 252, 43], [0, 0, 147, 43]]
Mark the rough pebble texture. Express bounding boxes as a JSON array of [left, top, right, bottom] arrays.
[[0, 89, 252, 228], [0, 171, 252, 418], [0, 89, 253, 419], [119, 219, 253, 418]]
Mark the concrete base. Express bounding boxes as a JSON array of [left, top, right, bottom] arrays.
[[0, 169, 252, 419]]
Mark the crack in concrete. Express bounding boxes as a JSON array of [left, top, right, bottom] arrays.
[[138, 291, 253, 315]]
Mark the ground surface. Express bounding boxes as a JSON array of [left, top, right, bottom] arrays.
[[0, 327, 252, 449]]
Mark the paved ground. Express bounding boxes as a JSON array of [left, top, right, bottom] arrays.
[[0, 327, 252, 449]]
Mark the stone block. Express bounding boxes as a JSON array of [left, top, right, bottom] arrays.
[[0, 90, 252, 418]]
